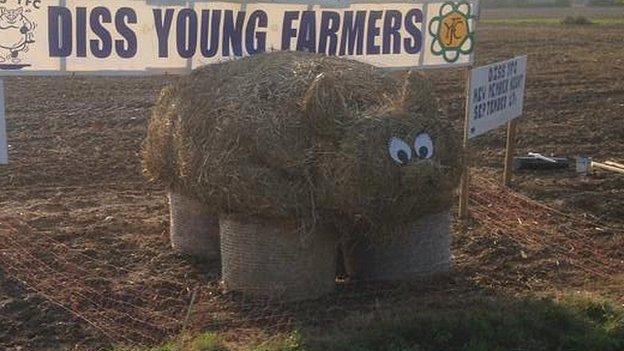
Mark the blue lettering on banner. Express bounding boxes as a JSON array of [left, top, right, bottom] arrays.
[[115, 8, 138, 58], [222, 10, 245, 57], [76, 7, 87, 57], [156, 8, 268, 58], [200, 10, 220, 58], [246, 10, 267, 55], [46, 7, 426, 61], [297, 11, 317, 53], [177, 9, 198, 58], [281, 11, 299, 51], [339, 11, 366, 56], [319, 11, 340, 55], [89, 7, 113, 59], [49, 6, 138, 59], [49, 6, 72, 57], [154, 9, 175, 58], [404, 9, 423, 54], [366, 10, 381, 55], [382, 10, 401, 54]]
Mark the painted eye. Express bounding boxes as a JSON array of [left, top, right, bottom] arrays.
[[388, 137, 412, 165], [414, 132, 434, 159]]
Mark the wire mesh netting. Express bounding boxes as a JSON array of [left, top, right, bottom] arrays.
[[0, 174, 622, 348]]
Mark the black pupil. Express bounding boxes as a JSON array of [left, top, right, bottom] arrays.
[[418, 146, 429, 158], [397, 150, 409, 164]]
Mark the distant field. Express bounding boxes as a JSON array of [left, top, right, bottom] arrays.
[[482, 17, 624, 25], [482, 6, 624, 19]]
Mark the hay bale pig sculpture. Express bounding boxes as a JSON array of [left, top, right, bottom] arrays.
[[143, 52, 462, 300]]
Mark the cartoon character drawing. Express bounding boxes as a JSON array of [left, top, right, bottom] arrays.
[[0, 7, 35, 64]]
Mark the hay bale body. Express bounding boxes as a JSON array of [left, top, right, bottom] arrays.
[[343, 211, 452, 281], [169, 191, 220, 259], [145, 51, 397, 223], [144, 52, 463, 298], [144, 51, 462, 240], [220, 216, 337, 301]]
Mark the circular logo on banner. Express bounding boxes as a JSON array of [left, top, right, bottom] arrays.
[[428, 1, 475, 63]]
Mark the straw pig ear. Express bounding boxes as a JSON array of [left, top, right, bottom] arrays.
[[302, 73, 348, 135], [398, 70, 437, 115]]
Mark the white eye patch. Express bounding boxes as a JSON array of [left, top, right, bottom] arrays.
[[388, 137, 412, 165], [414, 132, 434, 159]]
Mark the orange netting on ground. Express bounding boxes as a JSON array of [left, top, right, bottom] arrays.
[[469, 174, 622, 279]]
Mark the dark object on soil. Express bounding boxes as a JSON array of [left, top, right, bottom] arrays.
[[342, 212, 452, 282], [168, 191, 220, 260], [561, 15, 594, 26], [220, 215, 337, 301], [513, 156, 570, 171]]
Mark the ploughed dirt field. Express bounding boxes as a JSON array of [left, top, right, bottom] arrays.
[[482, 5, 624, 19], [1, 8, 624, 350]]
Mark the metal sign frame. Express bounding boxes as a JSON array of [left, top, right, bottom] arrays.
[[0, 80, 7, 164]]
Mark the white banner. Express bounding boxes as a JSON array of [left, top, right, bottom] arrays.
[[0, 0, 478, 75], [0, 79, 7, 164], [468, 55, 527, 139]]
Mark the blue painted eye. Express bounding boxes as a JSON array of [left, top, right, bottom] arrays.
[[388, 137, 412, 165], [414, 133, 434, 159]]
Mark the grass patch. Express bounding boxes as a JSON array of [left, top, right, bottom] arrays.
[[482, 18, 624, 26], [117, 333, 228, 351], [123, 295, 624, 351], [251, 333, 302, 351], [561, 15, 595, 25], [308, 295, 624, 351]]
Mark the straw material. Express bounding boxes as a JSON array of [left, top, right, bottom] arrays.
[[342, 211, 452, 281], [143, 86, 182, 189], [169, 191, 220, 260], [143, 51, 461, 241], [220, 215, 337, 301]]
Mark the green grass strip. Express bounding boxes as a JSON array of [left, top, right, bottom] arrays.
[[121, 294, 624, 351]]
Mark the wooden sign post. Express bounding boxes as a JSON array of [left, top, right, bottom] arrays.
[[502, 119, 518, 186], [458, 69, 472, 219], [459, 55, 527, 219]]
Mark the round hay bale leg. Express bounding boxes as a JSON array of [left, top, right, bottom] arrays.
[[220, 216, 337, 301], [343, 212, 452, 282], [168, 191, 220, 260]]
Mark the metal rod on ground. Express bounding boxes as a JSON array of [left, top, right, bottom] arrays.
[[592, 162, 624, 175], [177, 288, 198, 346], [502, 119, 518, 186], [459, 68, 472, 220], [604, 161, 624, 170], [528, 152, 556, 163]]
